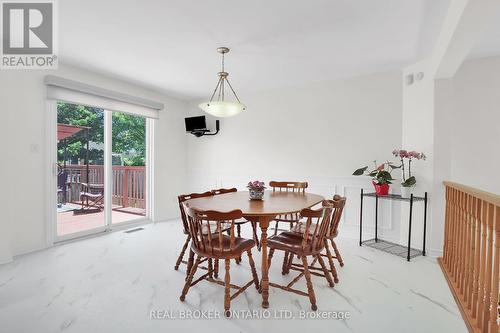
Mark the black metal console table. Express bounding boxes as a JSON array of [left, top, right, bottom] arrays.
[[359, 189, 428, 261]]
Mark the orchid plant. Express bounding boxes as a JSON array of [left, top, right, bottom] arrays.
[[392, 149, 426, 187], [247, 180, 266, 190]]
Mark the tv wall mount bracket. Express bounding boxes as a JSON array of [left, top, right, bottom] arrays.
[[190, 120, 220, 137]]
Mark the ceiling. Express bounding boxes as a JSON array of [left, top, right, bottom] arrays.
[[59, 0, 451, 100]]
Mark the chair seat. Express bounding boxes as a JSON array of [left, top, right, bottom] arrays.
[[268, 232, 321, 256], [193, 235, 255, 258], [290, 222, 338, 238]]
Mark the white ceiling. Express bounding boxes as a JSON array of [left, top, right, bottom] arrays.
[[59, 0, 451, 100]]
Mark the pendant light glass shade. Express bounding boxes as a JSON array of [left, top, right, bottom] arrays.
[[199, 47, 246, 117], [198, 101, 246, 118]]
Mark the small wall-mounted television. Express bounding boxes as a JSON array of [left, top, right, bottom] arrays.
[[185, 116, 207, 132]]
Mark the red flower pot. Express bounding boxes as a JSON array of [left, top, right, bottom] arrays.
[[372, 181, 390, 195]]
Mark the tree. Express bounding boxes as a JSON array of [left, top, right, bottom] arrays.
[[57, 102, 146, 166], [112, 112, 145, 164]]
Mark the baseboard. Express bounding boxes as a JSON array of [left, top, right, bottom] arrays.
[[427, 248, 443, 258], [154, 217, 180, 223], [9, 244, 48, 263]]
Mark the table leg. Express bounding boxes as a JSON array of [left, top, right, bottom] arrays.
[[258, 216, 272, 309]]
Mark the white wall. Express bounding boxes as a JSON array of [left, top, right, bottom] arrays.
[[0, 64, 188, 258], [0, 87, 12, 264], [186, 71, 403, 240], [398, 0, 500, 257], [432, 77, 454, 257], [415, 55, 500, 257], [401, 59, 436, 254], [447, 56, 500, 194]]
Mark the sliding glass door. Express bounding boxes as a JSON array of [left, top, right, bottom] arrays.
[[56, 103, 106, 237], [55, 103, 149, 240], [111, 112, 147, 225]]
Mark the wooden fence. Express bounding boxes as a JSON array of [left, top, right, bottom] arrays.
[[439, 181, 499, 333], [62, 164, 146, 209]]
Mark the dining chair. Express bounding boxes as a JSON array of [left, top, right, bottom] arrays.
[[269, 181, 308, 235], [266, 201, 334, 311], [325, 195, 346, 268], [174, 191, 215, 274], [211, 187, 259, 248], [180, 207, 260, 317], [283, 195, 346, 283]]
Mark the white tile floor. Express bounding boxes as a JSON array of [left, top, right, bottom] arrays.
[[0, 221, 467, 333]]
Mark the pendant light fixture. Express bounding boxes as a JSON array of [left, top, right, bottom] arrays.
[[198, 47, 246, 117]]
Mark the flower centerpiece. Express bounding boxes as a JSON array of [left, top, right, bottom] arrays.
[[353, 161, 396, 195], [392, 149, 426, 198], [247, 180, 266, 200]]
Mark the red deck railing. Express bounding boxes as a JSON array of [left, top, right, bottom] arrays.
[[62, 164, 146, 209]]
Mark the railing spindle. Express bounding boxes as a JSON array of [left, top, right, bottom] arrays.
[[472, 197, 481, 319], [483, 203, 494, 333], [478, 200, 488, 329], [488, 206, 499, 333]]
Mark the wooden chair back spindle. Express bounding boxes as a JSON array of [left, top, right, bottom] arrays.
[[299, 200, 334, 254], [269, 181, 308, 193], [178, 191, 213, 234], [269, 181, 309, 232]]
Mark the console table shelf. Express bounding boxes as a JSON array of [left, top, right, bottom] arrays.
[[359, 190, 428, 261], [362, 192, 426, 202]]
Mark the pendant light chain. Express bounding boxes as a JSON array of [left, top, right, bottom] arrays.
[[221, 51, 225, 101], [204, 47, 244, 108], [221, 51, 225, 72]]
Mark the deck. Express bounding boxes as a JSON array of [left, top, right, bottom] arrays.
[[57, 203, 146, 236], [57, 164, 147, 236]]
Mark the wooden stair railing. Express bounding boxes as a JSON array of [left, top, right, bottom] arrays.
[[439, 181, 499, 333]]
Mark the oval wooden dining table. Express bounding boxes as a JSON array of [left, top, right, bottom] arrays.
[[185, 190, 324, 308]]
